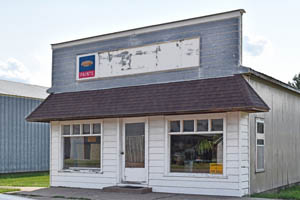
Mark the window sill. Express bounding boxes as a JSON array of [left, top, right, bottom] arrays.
[[58, 169, 103, 174], [164, 172, 228, 179], [255, 169, 265, 173]]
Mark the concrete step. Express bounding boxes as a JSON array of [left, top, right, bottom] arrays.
[[103, 186, 152, 194]]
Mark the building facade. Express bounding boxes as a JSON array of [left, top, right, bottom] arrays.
[[0, 80, 49, 173], [27, 10, 300, 196]]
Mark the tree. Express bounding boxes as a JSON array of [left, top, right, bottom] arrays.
[[288, 73, 300, 89]]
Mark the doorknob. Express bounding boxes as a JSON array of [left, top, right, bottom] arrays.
[[120, 152, 124, 155]]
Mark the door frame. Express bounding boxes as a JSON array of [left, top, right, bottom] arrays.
[[120, 117, 149, 185]]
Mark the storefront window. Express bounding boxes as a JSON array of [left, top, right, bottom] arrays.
[[168, 118, 224, 174], [62, 122, 102, 170], [64, 136, 100, 169]]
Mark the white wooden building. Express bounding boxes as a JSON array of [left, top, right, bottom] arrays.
[[27, 10, 300, 196]]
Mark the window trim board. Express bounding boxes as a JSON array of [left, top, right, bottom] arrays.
[[255, 117, 265, 173]]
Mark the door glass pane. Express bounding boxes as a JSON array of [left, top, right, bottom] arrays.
[[125, 123, 145, 168], [170, 134, 223, 174]]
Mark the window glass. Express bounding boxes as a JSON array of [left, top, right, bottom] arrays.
[[93, 123, 101, 134], [72, 124, 80, 135], [170, 134, 223, 174], [257, 122, 264, 134], [83, 124, 90, 135], [63, 125, 70, 135], [211, 119, 223, 131], [257, 146, 264, 170], [183, 120, 194, 132], [197, 120, 208, 132], [257, 139, 264, 145], [170, 121, 180, 132], [63, 136, 101, 169]]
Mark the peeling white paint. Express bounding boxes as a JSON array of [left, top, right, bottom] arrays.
[[74, 38, 199, 80], [97, 38, 200, 78]]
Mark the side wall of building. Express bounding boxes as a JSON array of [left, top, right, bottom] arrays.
[[247, 76, 300, 194], [50, 112, 249, 196], [0, 95, 50, 173]]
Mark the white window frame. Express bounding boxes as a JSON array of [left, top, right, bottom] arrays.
[[255, 118, 265, 172], [164, 113, 226, 178], [59, 119, 103, 173]]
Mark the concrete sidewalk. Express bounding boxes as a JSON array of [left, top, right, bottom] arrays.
[[9, 187, 277, 200]]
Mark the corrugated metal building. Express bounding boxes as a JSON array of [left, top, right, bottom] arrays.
[[0, 79, 49, 173]]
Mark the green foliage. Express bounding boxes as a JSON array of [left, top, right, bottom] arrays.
[[0, 172, 49, 187], [252, 185, 300, 199], [288, 73, 300, 89], [197, 139, 213, 155]]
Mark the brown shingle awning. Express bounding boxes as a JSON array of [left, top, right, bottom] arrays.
[[26, 75, 269, 122]]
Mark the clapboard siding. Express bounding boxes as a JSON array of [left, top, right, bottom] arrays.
[[239, 112, 250, 195], [50, 119, 118, 188]]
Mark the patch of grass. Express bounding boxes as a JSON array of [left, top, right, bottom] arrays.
[[0, 172, 49, 187], [0, 188, 20, 193], [252, 185, 300, 199]]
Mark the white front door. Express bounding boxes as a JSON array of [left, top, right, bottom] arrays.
[[122, 119, 147, 183]]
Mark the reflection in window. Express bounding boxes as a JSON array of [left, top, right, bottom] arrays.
[[72, 124, 80, 135], [64, 136, 101, 169], [170, 121, 180, 132], [257, 122, 264, 134], [63, 125, 70, 135], [183, 120, 194, 132], [211, 119, 223, 131], [83, 124, 90, 134], [197, 120, 208, 132], [170, 134, 223, 174], [93, 123, 101, 134]]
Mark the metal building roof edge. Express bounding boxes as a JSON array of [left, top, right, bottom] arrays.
[[0, 79, 49, 99], [239, 66, 300, 95]]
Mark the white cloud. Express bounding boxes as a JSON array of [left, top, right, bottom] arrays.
[[242, 34, 295, 83], [0, 58, 31, 83], [244, 35, 269, 57], [0, 56, 51, 87]]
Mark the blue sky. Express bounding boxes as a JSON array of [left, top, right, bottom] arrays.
[[0, 0, 299, 87]]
